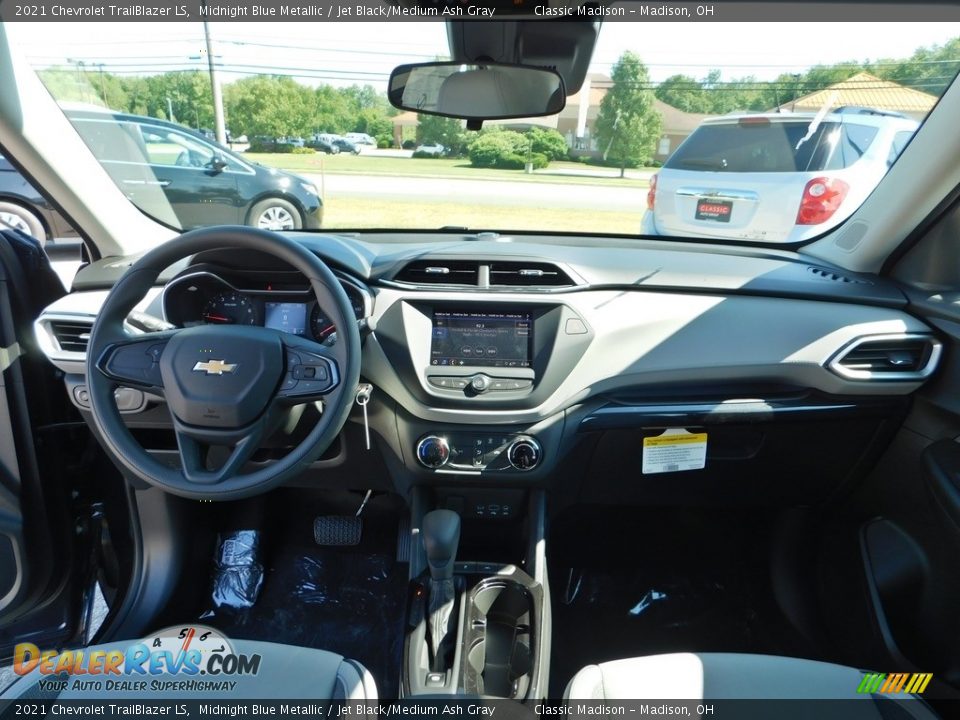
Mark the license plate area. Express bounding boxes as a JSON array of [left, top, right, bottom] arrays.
[[695, 198, 733, 222]]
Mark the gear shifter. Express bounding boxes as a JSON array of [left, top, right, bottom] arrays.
[[422, 510, 461, 671]]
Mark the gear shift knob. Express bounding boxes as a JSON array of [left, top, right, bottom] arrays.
[[422, 510, 461, 581]]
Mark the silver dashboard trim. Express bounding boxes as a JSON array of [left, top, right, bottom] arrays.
[[826, 333, 942, 381]]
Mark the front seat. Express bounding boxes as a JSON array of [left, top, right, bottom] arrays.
[[565, 653, 939, 718]]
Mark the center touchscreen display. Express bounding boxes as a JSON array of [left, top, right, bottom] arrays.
[[431, 310, 532, 368]]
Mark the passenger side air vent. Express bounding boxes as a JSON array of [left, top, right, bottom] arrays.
[[49, 320, 93, 353], [807, 266, 872, 285], [394, 260, 480, 286], [829, 334, 941, 380], [488, 262, 574, 288]]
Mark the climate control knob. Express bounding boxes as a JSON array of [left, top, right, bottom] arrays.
[[417, 435, 451, 469], [507, 437, 542, 471]]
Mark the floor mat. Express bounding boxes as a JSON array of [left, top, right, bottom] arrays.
[[548, 507, 820, 696], [203, 492, 408, 698]]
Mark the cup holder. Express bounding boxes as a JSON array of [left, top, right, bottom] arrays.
[[464, 580, 534, 698]]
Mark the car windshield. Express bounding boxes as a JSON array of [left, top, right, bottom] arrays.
[[10, 15, 960, 243]]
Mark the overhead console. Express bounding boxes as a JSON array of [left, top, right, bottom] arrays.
[[374, 299, 593, 409]]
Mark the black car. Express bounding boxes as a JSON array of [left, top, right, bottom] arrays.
[[331, 137, 360, 154], [0, 153, 78, 243], [65, 110, 323, 231], [307, 136, 341, 154]]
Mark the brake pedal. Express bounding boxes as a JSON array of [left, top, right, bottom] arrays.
[[313, 516, 362, 546]]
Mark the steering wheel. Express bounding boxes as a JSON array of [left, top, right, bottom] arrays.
[[85, 226, 361, 501]]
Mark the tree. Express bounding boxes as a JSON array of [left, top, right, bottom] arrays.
[[226, 76, 314, 138], [655, 74, 710, 113], [417, 114, 468, 154], [595, 52, 661, 177]]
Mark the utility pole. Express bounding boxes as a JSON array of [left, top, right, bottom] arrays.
[[202, 3, 227, 145], [97, 63, 108, 107]]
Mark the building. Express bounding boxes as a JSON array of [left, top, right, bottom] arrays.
[[776, 71, 937, 121]]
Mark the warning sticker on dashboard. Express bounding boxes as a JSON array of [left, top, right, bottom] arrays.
[[642, 428, 708, 474]]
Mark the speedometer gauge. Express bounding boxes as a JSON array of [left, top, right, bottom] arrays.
[[310, 305, 337, 343], [202, 292, 257, 325]]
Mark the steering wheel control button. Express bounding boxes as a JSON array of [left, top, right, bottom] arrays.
[[507, 437, 542, 471], [101, 341, 166, 387], [417, 435, 451, 469], [470, 374, 491, 393]]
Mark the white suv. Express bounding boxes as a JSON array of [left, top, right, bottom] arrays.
[[641, 108, 918, 243]]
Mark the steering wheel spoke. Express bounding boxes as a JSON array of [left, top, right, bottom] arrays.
[[96, 330, 178, 390], [174, 418, 267, 485], [277, 337, 341, 403]]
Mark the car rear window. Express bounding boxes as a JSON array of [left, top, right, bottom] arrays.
[[665, 120, 879, 173]]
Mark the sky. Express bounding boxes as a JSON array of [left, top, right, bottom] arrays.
[[7, 20, 960, 90]]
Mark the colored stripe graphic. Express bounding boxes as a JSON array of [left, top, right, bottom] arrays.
[[858, 672, 932, 694]]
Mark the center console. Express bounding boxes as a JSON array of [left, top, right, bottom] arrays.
[[402, 495, 551, 701]]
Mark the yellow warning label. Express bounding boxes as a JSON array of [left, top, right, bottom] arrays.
[[643, 433, 708, 448]]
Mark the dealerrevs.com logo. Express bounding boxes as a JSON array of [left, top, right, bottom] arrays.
[[13, 625, 260, 693]]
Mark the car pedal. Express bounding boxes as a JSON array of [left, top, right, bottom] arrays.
[[313, 516, 362, 546], [396, 515, 412, 563]]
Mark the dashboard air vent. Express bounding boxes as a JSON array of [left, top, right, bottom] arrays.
[[829, 334, 940, 380], [50, 320, 93, 353], [488, 262, 574, 288], [807, 266, 872, 285], [395, 260, 480, 286]]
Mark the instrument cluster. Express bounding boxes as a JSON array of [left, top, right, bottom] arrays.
[[162, 271, 369, 345]]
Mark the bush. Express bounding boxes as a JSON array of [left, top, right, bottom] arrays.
[[291, 146, 315, 155], [248, 139, 279, 153], [526, 127, 568, 161], [402, 140, 416, 150], [468, 131, 528, 168], [377, 137, 391, 149], [411, 150, 436, 159], [495, 153, 526, 170], [530, 152, 549, 170]]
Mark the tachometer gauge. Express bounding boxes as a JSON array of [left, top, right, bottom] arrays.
[[310, 305, 337, 344], [202, 291, 257, 325]]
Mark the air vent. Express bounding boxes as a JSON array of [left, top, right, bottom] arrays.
[[807, 266, 872, 285], [489, 261, 574, 288], [395, 260, 480, 286], [829, 334, 941, 380], [49, 320, 93, 353]]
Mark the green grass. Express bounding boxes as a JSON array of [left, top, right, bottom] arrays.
[[323, 197, 645, 235], [243, 153, 653, 188]]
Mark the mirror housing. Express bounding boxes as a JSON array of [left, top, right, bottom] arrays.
[[209, 155, 229, 173], [388, 61, 565, 122]]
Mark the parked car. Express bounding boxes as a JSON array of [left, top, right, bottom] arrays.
[[331, 136, 361, 155], [64, 109, 323, 231], [415, 143, 446, 156], [0, 153, 79, 243], [308, 134, 341, 154], [642, 108, 918, 243], [345, 132, 376, 146]]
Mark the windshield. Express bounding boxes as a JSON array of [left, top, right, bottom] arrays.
[[12, 16, 960, 243]]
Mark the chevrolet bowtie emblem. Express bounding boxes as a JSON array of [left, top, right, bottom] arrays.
[[192, 360, 237, 375]]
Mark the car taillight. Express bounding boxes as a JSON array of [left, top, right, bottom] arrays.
[[647, 173, 658, 211], [796, 177, 850, 225]]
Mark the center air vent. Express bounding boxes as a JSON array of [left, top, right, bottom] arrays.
[[829, 334, 940, 380], [394, 260, 480, 286], [394, 259, 575, 289], [49, 320, 93, 353], [489, 261, 573, 287]]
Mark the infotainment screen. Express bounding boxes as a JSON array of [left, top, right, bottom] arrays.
[[264, 302, 307, 336], [431, 310, 532, 368]]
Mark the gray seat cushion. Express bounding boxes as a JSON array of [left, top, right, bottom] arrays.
[[564, 653, 938, 718]]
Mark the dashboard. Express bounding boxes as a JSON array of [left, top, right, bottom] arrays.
[[161, 268, 371, 345], [33, 231, 944, 504]]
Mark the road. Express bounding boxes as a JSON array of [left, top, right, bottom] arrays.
[[306, 172, 643, 212]]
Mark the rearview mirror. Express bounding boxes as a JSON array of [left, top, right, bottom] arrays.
[[388, 62, 565, 121]]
